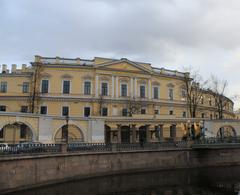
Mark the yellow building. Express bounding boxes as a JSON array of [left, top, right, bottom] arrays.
[[0, 56, 235, 144]]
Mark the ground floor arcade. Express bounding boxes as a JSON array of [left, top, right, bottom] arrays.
[[0, 113, 238, 144]]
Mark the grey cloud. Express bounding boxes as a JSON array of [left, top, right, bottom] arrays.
[[0, 0, 240, 107]]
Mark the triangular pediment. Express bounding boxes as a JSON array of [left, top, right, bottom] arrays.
[[95, 59, 153, 74]]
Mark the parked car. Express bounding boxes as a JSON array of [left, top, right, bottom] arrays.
[[16, 142, 47, 153]]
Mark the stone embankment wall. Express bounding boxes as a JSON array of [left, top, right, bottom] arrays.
[[1, 147, 240, 193]]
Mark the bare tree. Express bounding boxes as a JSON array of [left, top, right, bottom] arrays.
[[208, 75, 228, 119], [182, 68, 207, 118]]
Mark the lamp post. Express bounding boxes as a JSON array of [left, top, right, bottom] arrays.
[[187, 120, 191, 139], [62, 114, 69, 144], [202, 119, 205, 138]]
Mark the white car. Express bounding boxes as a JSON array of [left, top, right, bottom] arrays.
[[0, 143, 9, 150]]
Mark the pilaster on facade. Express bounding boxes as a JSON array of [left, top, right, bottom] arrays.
[[95, 75, 99, 97], [115, 76, 119, 98], [112, 76, 115, 98], [134, 77, 137, 97], [148, 79, 151, 99], [130, 77, 134, 98]]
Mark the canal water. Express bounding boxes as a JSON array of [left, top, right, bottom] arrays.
[[6, 166, 240, 195]]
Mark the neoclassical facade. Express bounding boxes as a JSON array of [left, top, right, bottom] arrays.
[[0, 55, 235, 143]]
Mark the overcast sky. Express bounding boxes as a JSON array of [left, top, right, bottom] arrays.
[[1, 0, 240, 108]]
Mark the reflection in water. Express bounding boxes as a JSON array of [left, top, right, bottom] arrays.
[[6, 166, 240, 195]]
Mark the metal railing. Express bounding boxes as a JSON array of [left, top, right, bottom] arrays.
[[1, 137, 240, 156], [67, 141, 189, 153], [194, 137, 240, 145], [0, 143, 61, 156]]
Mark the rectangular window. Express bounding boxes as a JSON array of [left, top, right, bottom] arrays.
[[84, 81, 91, 95], [140, 85, 145, 98], [169, 110, 173, 115], [168, 88, 173, 100], [20, 125, 27, 139], [84, 107, 90, 117], [141, 109, 146, 114], [41, 80, 49, 93], [202, 113, 205, 118], [0, 105, 6, 112], [0, 82, 7, 93], [154, 110, 159, 115], [21, 106, 28, 113], [62, 106, 69, 116], [22, 82, 29, 93], [40, 106, 47, 114], [101, 83, 108, 96], [182, 89, 187, 98], [209, 98, 212, 106], [63, 80, 70, 94], [182, 111, 186, 118], [101, 107, 108, 116], [153, 87, 159, 99], [121, 84, 127, 97], [122, 108, 128, 116]]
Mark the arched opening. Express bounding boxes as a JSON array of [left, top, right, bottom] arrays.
[[54, 124, 84, 143], [121, 125, 130, 143], [105, 125, 111, 144], [139, 126, 147, 143], [0, 122, 33, 144], [217, 126, 236, 139]]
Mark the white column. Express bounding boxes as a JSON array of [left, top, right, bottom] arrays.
[[112, 76, 115, 98], [115, 76, 119, 97], [95, 75, 99, 97], [134, 77, 137, 97], [148, 79, 151, 99], [130, 77, 134, 98]]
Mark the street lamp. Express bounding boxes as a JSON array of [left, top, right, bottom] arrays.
[[62, 114, 69, 144], [200, 120, 205, 138], [187, 120, 191, 138]]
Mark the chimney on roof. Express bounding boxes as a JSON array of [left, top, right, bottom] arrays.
[[2, 64, 7, 73], [76, 58, 80, 64], [22, 64, 27, 70], [11, 64, 17, 73], [35, 55, 42, 62], [56, 56, 60, 63]]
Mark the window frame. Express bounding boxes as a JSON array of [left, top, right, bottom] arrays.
[[141, 108, 146, 114], [62, 80, 71, 94], [101, 82, 109, 96], [40, 106, 48, 115], [168, 88, 174, 100], [20, 106, 28, 113], [0, 105, 6, 112], [153, 86, 159, 99], [83, 80, 92, 95], [139, 85, 146, 98], [41, 79, 49, 93], [22, 82, 29, 93], [122, 108, 128, 116], [0, 81, 7, 93], [101, 107, 108, 116], [84, 107, 91, 117], [62, 106, 69, 116], [120, 83, 128, 97]]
